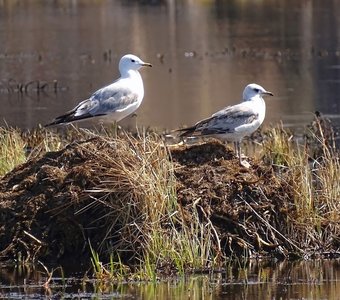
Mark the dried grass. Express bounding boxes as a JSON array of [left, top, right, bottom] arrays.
[[261, 122, 340, 255], [78, 132, 177, 259], [0, 122, 339, 279], [0, 127, 26, 176]]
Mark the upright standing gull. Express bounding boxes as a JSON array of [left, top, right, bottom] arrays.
[[45, 54, 152, 127], [178, 83, 273, 167]]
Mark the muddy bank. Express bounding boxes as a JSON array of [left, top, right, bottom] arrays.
[[0, 133, 338, 267], [171, 142, 294, 257]]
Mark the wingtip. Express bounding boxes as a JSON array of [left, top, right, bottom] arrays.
[[44, 119, 63, 127], [176, 126, 197, 138], [44, 121, 55, 128]]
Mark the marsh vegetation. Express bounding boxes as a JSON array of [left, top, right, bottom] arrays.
[[0, 120, 339, 281]]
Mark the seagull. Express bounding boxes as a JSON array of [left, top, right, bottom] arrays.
[[45, 54, 152, 127], [178, 83, 273, 167]]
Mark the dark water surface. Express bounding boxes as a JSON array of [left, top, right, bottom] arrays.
[[1, 260, 340, 299], [0, 0, 340, 131]]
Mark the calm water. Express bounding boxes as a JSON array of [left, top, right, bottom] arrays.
[[1, 1, 340, 298], [0, 0, 340, 131], [1, 260, 340, 299]]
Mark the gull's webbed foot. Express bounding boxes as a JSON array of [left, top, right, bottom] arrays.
[[240, 160, 251, 168]]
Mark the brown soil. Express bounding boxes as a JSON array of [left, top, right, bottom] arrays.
[[171, 141, 294, 258], [0, 135, 303, 265]]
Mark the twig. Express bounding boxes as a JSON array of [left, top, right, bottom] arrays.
[[197, 205, 222, 255], [23, 230, 42, 245], [38, 260, 53, 289], [240, 189, 303, 253]]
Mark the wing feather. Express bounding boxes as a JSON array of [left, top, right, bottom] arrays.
[[45, 84, 139, 126], [178, 104, 258, 137]]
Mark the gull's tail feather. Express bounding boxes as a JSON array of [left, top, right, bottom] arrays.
[[44, 111, 104, 127], [176, 115, 213, 137], [177, 125, 198, 137]]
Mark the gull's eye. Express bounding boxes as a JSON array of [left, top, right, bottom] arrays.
[[254, 88, 260, 93], [131, 59, 136, 63]]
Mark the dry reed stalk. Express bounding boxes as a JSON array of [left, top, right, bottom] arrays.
[[261, 123, 340, 254], [75, 132, 177, 260], [0, 127, 26, 176]]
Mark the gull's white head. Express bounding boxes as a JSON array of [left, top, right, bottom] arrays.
[[243, 83, 273, 101], [119, 54, 152, 75]]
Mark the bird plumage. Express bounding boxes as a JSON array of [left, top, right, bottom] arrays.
[[178, 83, 273, 167], [45, 54, 152, 127]]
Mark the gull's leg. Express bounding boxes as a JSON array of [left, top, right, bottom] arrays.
[[112, 121, 118, 138], [233, 141, 250, 168], [234, 141, 243, 162], [237, 141, 251, 168], [237, 142, 242, 165], [234, 142, 239, 158], [131, 112, 138, 131]]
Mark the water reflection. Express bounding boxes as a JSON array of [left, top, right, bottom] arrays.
[[1, 260, 340, 299], [0, 0, 339, 133]]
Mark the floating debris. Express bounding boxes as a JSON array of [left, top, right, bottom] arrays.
[[0, 78, 68, 94]]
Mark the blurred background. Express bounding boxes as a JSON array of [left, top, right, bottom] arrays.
[[0, 0, 339, 132]]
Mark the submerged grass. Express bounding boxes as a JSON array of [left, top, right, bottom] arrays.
[[0, 121, 339, 281]]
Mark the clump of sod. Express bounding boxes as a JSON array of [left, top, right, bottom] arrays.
[[0, 122, 339, 281]]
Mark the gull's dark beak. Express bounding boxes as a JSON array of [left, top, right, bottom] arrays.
[[141, 62, 152, 67]]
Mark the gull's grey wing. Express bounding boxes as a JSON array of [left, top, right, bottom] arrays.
[[199, 105, 258, 135], [45, 85, 138, 126], [177, 114, 215, 137], [88, 86, 138, 116], [44, 98, 95, 126]]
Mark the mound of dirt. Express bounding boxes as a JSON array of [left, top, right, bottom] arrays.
[[0, 138, 109, 263], [0, 136, 293, 265], [171, 141, 293, 257]]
